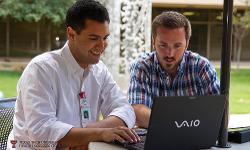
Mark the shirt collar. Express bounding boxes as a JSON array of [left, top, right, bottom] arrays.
[[153, 51, 167, 76], [178, 51, 186, 75], [61, 41, 93, 75]]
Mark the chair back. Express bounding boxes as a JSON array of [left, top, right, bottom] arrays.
[[0, 98, 16, 150]]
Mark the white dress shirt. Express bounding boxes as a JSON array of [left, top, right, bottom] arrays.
[[7, 43, 135, 149]]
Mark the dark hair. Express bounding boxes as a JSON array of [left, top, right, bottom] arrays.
[[152, 11, 191, 41], [66, 0, 110, 34]]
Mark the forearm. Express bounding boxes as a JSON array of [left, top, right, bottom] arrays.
[[132, 104, 151, 128], [87, 116, 126, 128], [57, 127, 103, 148]]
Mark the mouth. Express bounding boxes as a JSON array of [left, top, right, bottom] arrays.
[[164, 58, 175, 63], [90, 49, 102, 56]]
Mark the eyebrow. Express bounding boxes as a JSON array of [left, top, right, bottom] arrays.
[[88, 34, 110, 39], [158, 40, 183, 45], [88, 34, 100, 38], [159, 41, 166, 44]]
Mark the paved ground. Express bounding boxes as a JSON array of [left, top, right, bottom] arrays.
[[211, 61, 250, 69], [0, 58, 30, 71], [229, 114, 250, 128]]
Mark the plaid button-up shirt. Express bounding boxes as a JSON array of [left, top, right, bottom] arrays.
[[128, 51, 220, 108]]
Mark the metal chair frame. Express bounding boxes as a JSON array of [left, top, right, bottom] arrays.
[[0, 98, 16, 150]]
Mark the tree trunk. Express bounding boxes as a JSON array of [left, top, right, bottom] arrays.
[[36, 22, 40, 52], [233, 35, 237, 62], [206, 23, 211, 59], [236, 38, 242, 70], [5, 17, 10, 61], [46, 23, 51, 51]]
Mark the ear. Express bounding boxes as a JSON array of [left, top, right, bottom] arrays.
[[67, 27, 76, 41], [152, 36, 156, 50]]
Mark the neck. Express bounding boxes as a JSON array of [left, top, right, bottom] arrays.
[[81, 64, 89, 69], [68, 42, 89, 69], [168, 70, 177, 80], [169, 72, 176, 80], [166, 71, 177, 86]]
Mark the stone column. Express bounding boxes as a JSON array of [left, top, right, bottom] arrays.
[[98, 0, 152, 91], [98, 0, 121, 81]]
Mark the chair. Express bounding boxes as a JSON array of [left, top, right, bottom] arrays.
[[0, 98, 16, 150]]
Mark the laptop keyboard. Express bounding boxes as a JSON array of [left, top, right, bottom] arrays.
[[114, 135, 146, 150], [125, 138, 145, 150], [125, 142, 144, 150]]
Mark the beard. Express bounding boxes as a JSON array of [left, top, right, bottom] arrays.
[[162, 57, 178, 75], [164, 63, 176, 73]]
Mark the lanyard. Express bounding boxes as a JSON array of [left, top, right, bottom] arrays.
[[79, 69, 91, 127]]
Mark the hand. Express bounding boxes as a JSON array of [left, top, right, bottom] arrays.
[[100, 126, 140, 144]]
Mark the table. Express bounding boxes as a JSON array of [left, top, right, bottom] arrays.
[[89, 141, 250, 150]]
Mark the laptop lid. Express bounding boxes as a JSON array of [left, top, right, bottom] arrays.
[[144, 95, 226, 150]]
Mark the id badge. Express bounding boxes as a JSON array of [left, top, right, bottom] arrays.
[[82, 107, 90, 119], [79, 91, 91, 127]]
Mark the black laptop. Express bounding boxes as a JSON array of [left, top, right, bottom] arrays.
[[115, 95, 226, 150]]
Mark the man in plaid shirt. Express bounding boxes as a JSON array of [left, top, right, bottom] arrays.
[[128, 11, 220, 128]]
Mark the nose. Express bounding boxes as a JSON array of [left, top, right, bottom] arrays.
[[165, 46, 174, 57], [97, 39, 107, 51]]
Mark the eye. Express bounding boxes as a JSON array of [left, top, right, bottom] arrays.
[[158, 44, 166, 49], [103, 36, 109, 41], [174, 44, 182, 49], [103, 34, 110, 41], [89, 37, 98, 41]]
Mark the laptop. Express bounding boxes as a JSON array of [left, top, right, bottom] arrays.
[[115, 95, 226, 150]]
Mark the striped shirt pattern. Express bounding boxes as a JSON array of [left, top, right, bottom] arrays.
[[128, 51, 220, 108]]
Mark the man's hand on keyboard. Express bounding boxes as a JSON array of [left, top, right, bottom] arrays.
[[100, 126, 140, 144]]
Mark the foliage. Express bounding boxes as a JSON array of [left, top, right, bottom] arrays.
[[0, 0, 76, 53], [0, 0, 76, 24], [20, 0, 46, 22], [0, 0, 23, 20], [232, 0, 250, 69], [43, 0, 76, 25], [233, 9, 250, 39], [233, 0, 250, 38]]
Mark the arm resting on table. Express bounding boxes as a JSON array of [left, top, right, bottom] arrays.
[[132, 104, 151, 128]]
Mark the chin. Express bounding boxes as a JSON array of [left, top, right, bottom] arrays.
[[165, 65, 175, 72], [91, 59, 100, 64], [165, 64, 174, 69]]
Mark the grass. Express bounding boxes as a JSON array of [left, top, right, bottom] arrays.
[[0, 69, 249, 114], [227, 70, 250, 114], [0, 71, 21, 98]]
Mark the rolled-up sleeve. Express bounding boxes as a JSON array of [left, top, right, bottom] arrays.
[[128, 62, 153, 108], [15, 63, 73, 142], [198, 60, 220, 95], [99, 67, 135, 129]]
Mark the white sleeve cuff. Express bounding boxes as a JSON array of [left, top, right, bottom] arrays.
[[48, 121, 74, 142], [108, 105, 136, 128]]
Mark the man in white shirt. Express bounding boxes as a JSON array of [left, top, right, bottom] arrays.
[[8, 0, 139, 149]]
